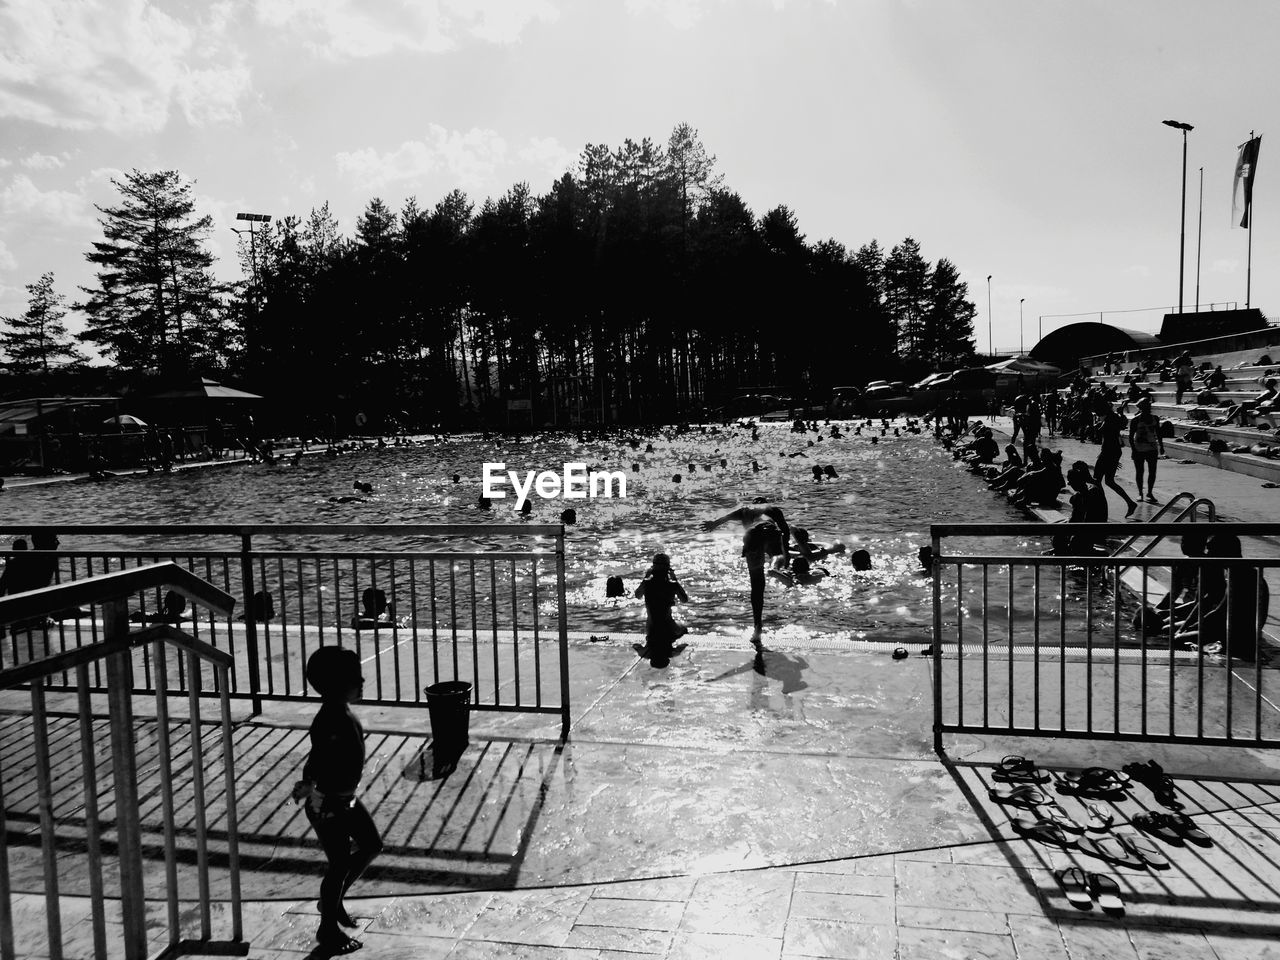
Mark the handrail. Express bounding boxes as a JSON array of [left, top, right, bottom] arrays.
[[0, 561, 235, 625], [1108, 491, 1200, 557], [0, 624, 232, 690], [0, 567, 247, 960], [0, 523, 566, 538], [1127, 497, 1216, 561]]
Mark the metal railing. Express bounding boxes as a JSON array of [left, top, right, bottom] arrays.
[[0, 563, 245, 960], [0, 524, 572, 738], [930, 522, 1279, 751], [1110, 492, 1215, 558]]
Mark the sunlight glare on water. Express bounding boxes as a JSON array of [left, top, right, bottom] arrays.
[[1, 422, 1033, 642]]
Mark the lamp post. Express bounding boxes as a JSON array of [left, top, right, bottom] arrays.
[[1162, 120, 1194, 314], [232, 212, 272, 378], [1019, 298, 1026, 354], [986, 275, 993, 357]]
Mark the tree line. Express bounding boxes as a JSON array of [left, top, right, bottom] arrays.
[[1, 123, 978, 427]]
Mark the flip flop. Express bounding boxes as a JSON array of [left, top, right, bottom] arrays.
[[1089, 873, 1124, 912], [1132, 812, 1183, 845], [1117, 830, 1170, 869], [1076, 835, 1141, 867], [1157, 811, 1211, 847], [1082, 802, 1115, 832], [1012, 817, 1076, 849], [1057, 867, 1092, 908], [993, 755, 1048, 783], [990, 784, 1052, 806], [1037, 802, 1085, 834], [1063, 767, 1131, 789]]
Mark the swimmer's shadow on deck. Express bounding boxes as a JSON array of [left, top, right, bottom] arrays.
[[937, 754, 1280, 937], [706, 647, 810, 695]]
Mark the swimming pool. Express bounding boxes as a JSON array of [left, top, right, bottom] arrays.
[[0, 422, 1072, 643]]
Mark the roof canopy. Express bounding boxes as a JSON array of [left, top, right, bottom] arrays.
[[147, 377, 262, 401]]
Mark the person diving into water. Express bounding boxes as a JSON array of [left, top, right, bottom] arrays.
[[701, 504, 790, 644]]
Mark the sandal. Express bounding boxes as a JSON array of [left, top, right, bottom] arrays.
[[989, 784, 1052, 806], [1082, 802, 1115, 832], [1117, 830, 1170, 869], [1012, 817, 1076, 848], [1057, 866, 1091, 908], [1143, 811, 1211, 847], [1090, 873, 1124, 912], [1076, 835, 1141, 868], [994, 755, 1047, 783], [1132, 812, 1183, 845], [1037, 802, 1085, 834]]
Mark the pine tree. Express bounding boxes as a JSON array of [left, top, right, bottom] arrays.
[[925, 258, 977, 368], [0, 271, 83, 373], [884, 238, 930, 363], [77, 169, 225, 375]]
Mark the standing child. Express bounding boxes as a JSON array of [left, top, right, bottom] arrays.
[[292, 646, 383, 954], [634, 553, 689, 668]]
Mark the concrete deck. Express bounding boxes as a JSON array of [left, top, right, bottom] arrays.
[[11, 634, 1280, 960], [12, 427, 1280, 959]]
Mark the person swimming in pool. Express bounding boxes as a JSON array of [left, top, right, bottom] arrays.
[[701, 505, 791, 642]]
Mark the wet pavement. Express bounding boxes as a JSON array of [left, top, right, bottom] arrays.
[[13, 428, 1280, 958]]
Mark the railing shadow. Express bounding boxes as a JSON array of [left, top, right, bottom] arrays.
[[0, 713, 567, 898], [938, 753, 1280, 938]]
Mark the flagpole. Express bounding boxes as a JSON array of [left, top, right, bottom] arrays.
[[1247, 130, 1255, 309]]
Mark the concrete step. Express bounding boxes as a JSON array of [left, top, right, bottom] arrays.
[[1164, 439, 1280, 483]]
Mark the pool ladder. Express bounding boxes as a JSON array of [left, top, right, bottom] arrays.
[[1110, 490, 1217, 560]]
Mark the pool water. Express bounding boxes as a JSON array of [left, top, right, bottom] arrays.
[[0, 423, 1111, 644]]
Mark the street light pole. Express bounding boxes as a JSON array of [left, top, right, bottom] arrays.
[[233, 212, 272, 378], [1162, 120, 1194, 313], [986, 275, 993, 357], [1019, 298, 1026, 354]]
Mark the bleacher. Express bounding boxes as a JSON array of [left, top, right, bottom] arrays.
[[1076, 329, 1280, 484]]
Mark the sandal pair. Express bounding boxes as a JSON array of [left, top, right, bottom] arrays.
[[993, 755, 1047, 784], [1077, 831, 1169, 870], [1058, 867, 1124, 912], [1122, 760, 1184, 809], [1133, 811, 1211, 847], [1057, 767, 1130, 797]]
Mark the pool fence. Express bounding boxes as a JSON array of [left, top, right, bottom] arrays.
[[0, 524, 572, 739], [930, 521, 1280, 751]]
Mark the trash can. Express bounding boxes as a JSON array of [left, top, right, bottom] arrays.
[[424, 680, 472, 755]]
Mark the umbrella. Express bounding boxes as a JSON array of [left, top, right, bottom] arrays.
[[985, 356, 1062, 375], [149, 377, 263, 401], [103, 414, 148, 432]]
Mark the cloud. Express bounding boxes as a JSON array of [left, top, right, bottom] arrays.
[[256, 0, 558, 59], [0, 238, 16, 271], [0, 0, 251, 134], [0, 175, 94, 230], [20, 152, 67, 170], [336, 127, 574, 194]]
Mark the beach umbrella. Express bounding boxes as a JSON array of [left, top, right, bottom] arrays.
[[102, 414, 148, 432]]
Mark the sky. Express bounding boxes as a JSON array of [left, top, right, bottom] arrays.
[[1, 0, 1278, 360]]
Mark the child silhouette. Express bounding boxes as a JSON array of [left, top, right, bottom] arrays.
[[634, 553, 689, 668], [291, 646, 383, 953]]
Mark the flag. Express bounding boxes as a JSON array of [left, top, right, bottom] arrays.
[[1233, 135, 1261, 228]]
